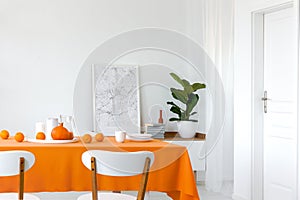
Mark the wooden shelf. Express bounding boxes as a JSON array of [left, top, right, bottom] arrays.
[[157, 132, 206, 141]]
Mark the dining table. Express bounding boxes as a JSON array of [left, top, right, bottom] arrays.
[[0, 136, 200, 200]]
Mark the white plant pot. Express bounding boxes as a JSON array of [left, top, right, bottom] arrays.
[[177, 121, 197, 138]]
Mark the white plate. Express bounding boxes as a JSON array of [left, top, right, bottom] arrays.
[[127, 134, 152, 139], [27, 138, 79, 144], [127, 136, 153, 142]]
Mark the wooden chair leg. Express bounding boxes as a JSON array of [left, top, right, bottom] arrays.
[[91, 157, 98, 200], [137, 157, 151, 200], [19, 157, 25, 200]]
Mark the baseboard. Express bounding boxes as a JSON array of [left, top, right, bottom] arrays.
[[196, 171, 233, 183], [232, 193, 249, 200], [196, 170, 206, 182]]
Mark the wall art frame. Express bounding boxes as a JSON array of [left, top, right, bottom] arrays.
[[92, 64, 141, 136]]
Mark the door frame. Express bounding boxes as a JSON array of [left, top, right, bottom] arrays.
[[251, 2, 299, 200]]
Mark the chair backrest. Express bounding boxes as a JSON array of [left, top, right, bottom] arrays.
[[0, 150, 36, 200], [82, 150, 154, 200], [81, 150, 154, 176], [0, 150, 35, 176]]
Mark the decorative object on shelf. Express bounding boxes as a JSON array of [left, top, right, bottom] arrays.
[[158, 110, 163, 124], [93, 64, 140, 136], [167, 73, 206, 138], [145, 123, 165, 139]]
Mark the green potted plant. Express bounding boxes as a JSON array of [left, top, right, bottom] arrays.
[[167, 73, 206, 138]]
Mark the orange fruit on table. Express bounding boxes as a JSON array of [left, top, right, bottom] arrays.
[[36, 132, 46, 140], [15, 132, 24, 142], [0, 130, 9, 139], [95, 133, 104, 142], [81, 134, 92, 143]]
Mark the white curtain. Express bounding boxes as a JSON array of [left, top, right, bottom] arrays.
[[187, 0, 234, 194]]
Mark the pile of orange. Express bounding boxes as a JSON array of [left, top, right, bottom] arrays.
[[81, 132, 104, 143], [1, 130, 25, 142]]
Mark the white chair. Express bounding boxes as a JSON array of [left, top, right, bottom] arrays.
[[0, 150, 40, 200], [78, 150, 155, 200]]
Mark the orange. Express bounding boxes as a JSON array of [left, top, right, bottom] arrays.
[[95, 133, 104, 142], [81, 134, 92, 143], [0, 130, 9, 139], [36, 132, 46, 140], [14, 132, 24, 142]]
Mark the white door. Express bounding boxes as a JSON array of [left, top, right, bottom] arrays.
[[263, 6, 298, 200]]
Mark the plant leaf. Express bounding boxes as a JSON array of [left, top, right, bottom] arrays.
[[190, 112, 197, 116], [170, 73, 185, 87], [186, 93, 199, 116], [171, 88, 188, 104], [167, 102, 183, 119], [167, 101, 177, 106], [192, 83, 206, 92], [170, 106, 182, 118], [188, 119, 198, 122], [182, 79, 194, 94], [169, 118, 180, 121]]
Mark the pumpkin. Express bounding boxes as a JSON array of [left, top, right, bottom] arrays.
[[51, 123, 73, 140], [68, 131, 74, 139]]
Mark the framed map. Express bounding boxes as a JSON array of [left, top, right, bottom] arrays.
[[92, 64, 140, 135]]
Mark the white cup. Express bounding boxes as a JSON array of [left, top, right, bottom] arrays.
[[115, 131, 126, 143]]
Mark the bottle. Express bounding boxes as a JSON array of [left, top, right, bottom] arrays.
[[158, 110, 163, 124]]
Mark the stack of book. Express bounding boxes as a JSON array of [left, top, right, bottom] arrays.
[[145, 123, 165, 139]]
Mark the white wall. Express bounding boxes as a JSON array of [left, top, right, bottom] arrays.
[[234, 0, 294, 199], [0, 0, 233, 182], [0, 0, 188, 136]]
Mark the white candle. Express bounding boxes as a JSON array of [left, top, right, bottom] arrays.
[[46, 118, 58, 140], [35, 122, 45, 133]]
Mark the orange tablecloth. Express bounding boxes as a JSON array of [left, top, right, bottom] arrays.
[[0, 137, 199, 200]]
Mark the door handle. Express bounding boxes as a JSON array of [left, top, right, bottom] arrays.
[[261, 91, 271, 113]]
